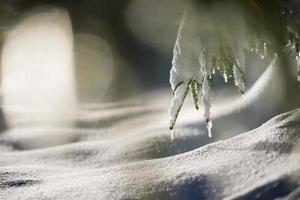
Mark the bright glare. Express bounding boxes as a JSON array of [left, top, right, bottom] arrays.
[[1, 8, 77, 126]]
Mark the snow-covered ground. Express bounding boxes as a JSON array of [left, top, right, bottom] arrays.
[[0, 94, 299, 200]]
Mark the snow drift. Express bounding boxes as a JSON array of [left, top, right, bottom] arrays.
[[0, 101, 299, 200]]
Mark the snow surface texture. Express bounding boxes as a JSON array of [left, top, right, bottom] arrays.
[[0, 100, 300, 200]]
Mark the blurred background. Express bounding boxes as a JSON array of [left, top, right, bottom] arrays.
[[0, 0, 183, 102], [0, 0, 299, 148]]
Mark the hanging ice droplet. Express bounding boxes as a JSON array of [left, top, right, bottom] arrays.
[[206, 120, 213, 138]]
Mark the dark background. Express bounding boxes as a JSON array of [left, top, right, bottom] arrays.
[[0, 0, 174, 96]]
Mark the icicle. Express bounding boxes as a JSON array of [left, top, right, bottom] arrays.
[[197, 47, 206, 82], [169, 4, 254, 138], [170, 129, 175, 140], [233, 64, 245, 93], [201, 77, 212, 137], [206, 120, 213, 138], [190, 80, 200, 110], [199, 45, 213, 137]]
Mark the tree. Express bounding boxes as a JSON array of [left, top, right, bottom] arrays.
[[169, 0, 300, 137]]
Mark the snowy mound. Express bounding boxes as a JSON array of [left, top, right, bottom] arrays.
[[0, 102, 300, 200]]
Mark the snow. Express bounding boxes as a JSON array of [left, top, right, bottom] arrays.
[[233, 64, 245, 93], [284, 40, 300, 82], [169, 7, 207, 132], [169, 4, 251, 135], [201, 77, 211, 125], [0, 99, 300, 200], [168, 1, 300, 135], [223, 73, 228, 83], [206, 120, 212, 138], [169, 82, 189, 131]]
